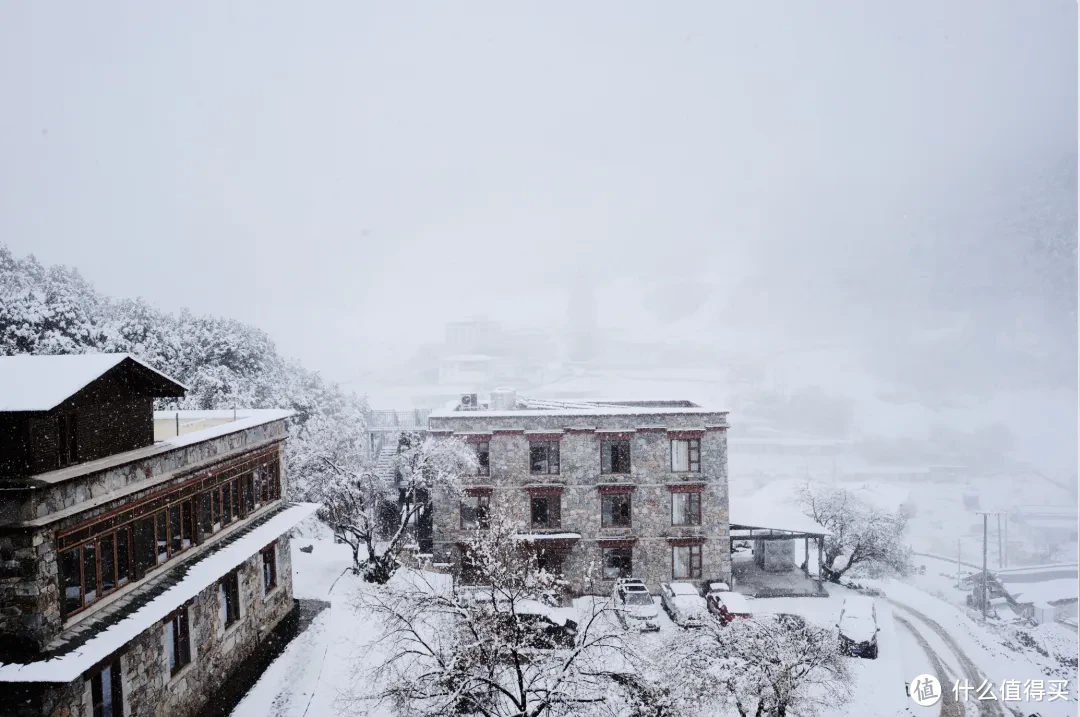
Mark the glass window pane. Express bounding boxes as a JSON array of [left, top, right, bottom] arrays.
[[99, 535, 115, 592], [672, 440, 689, 472], [531, 496, 548, 527], [529, 444, 547, 474], [221, 485, 232, 526], [166, 617, 176, 672], [199, 493, 212, 539], [83, 542, 97, 602], [169, 504, 182, 554], [60, 548, 82, 614], [156, 511, 168, 563], [116, 527, 130, 585], [212, 490, 221, 529], [133, 517, 155, 576], [181, 501, 194, 548], [101, 664, 113, 716], [672, 493, 686, 525], [230, 481, 240, 519]]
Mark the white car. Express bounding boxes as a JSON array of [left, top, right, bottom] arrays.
[[659, 582, 708, 628], [837, 595, 880, 659], [613, 578, 660, 631]]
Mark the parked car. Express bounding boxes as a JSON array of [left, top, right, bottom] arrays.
[[837, 595, 880, 659], [706, 591, 752, 625], [502, 600, 579, 649], [613, 578, 660, 631], [659, 582, 708, 627]]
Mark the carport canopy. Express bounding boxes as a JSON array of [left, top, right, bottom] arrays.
[[729, 495, 829, 539]]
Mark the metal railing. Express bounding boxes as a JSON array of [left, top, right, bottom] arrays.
[[367, 409, 431, 430]]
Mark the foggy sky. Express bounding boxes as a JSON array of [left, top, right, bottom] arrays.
[[1, 1, 1075, 385]]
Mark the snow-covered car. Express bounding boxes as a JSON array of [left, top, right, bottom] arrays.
[[502, 600, 579, 649], [836, 595, 879, 659], [705, 590, 752, 626], [613, 578, 660, 631], [659, 582, 707, 627]]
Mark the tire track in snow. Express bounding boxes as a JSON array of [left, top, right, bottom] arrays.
[[895, 614, 966, 717], [890, 600, 1011, 717]]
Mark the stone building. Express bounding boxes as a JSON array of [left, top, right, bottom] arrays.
[[0, 354, 314, 717], [427, 394, 730, 595]]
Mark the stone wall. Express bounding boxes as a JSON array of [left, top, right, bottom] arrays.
[[0, 435, 287, 652], [9, 533, 294, 717], [0, 527, 60, 655], [429, 410, 731, 595]]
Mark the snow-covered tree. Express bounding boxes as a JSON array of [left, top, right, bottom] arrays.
[[0, 242, 369, 505], [798, 483, 913, 583], [352, 516, 648, 717], [317, 433, 476, 583], [662, 613, 852, 717]]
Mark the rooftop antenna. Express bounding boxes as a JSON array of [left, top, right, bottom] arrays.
[[176, 412, 180, 437]]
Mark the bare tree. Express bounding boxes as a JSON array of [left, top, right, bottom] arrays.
[[316, 433, 476, 582], [663, 613, 852, 717], [799, 483, 913, 583], [353, 516, 648, 717]]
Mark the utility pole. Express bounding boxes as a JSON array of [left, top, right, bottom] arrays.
[[997, 513, 1004, 569], [1003, 515, 1008, 568], [975, 511, 1004, 620], [981, 512, 988, 619]]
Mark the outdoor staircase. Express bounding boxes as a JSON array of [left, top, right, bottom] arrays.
[[373, 436, 400, 482]]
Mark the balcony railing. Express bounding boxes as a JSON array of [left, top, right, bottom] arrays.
[[368, 409, 431, 431]]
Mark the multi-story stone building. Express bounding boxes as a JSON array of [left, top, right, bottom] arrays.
[[427, 394, 730, 595], [0, 354, 314, 717]]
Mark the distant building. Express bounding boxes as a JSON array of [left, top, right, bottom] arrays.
[[427, 392, 731, 596], [0, 354, 312, 717]]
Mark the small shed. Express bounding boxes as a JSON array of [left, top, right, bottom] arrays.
[[0, 353, 186, 478], [729, 496, 829, 581]]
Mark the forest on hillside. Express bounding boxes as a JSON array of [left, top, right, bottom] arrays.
[[0, 243, 367, 497]]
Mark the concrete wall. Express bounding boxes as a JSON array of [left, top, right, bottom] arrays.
[[3, 534, 293, 717], [429, 410, 730, 595]]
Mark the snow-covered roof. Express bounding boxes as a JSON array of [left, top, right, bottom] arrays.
[[0, 353, 187, 412], [729, 489, 829, 536], [0, 503, 317, 683], [430, 397, 725, 419], [514, 533, 582, 541]]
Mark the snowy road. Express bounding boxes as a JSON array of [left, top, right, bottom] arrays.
[[890, 599, 1010, 717], [895, 613, 965, 717]]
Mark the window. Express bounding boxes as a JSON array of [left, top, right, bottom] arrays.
[[180, 501, 194, 550], [168, 504, 182, 555], [57, 413, 79, 467], [60, 548, 82, 615], [672, 545, 703, 579], [602, 547, 633, 580], [529, 441, 560, 474], [243, 474, 255, 515], [530, 494, 561, 529], [165, 608, 191, 674], [55, 459, 282, 619], [211, 489, 222, 530], [600, 440, 631, 474], [262, 546, 278, 594], [671, 439, 701, 472], [133, 516, 155, 579], [220, 571, 241, 629], [156, 511, 168, 564], [475, 442, 490, 476], [89, 659, 123, 717], [100, 535, 116, 593], [253, 469, 262, 509], [535, 548, 564, 576], [198, 493, 213, 540], [221, 482, 233, 526], [230, 481, 241, 521], [82, 542, 98, 602], [601, 493, 632, 527], [460, 494, 490, 530], [115, 527, 130, 586], [671, 492, 702, 526]]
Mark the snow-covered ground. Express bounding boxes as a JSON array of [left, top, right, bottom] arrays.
[[231, 533, 942, 717]]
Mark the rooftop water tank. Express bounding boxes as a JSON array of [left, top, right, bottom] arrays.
[[491, 387, 517, 411]]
